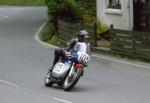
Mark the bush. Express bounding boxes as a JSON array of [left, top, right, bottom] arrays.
[[97, 22, 109, 35], [45, 0, 82, 22], [45, 0, 96, 42], [97, 21, 110, 40], [45, 0, 97, 24], [76, 0, 96, 23]]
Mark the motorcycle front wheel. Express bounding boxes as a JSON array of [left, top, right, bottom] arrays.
[[45, 71, 53, 87], [63, 68, 82, 91]]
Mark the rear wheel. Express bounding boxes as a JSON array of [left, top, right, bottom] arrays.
[[45, 71, 53, 87], [63, 68, 82, 91]]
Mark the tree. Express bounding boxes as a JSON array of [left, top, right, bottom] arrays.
[[45, 0, 83, 36], [45, 0, 82, 22]]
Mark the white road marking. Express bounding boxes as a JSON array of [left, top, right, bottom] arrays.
[[0, 64, 6, 67], [3, 16, 8, 19], [54, 97, 73, 103], [0, 79, 19, 88], [34, 21, 58, 48], [0, 16, 8, 21], [92, 54, 150, 69]]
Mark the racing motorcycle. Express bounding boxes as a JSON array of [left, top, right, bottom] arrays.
[[45, 42, 90, 91]]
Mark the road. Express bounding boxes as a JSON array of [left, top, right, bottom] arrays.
[[0, 6, 150, 103]]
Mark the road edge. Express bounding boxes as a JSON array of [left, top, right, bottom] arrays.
[[34, 21, 58, 48]]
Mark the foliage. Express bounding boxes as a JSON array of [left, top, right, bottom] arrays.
[[45, 0, 96, 23], [97, 21, 109, 34], [41, 21, 53, 42], [41, 20, 64, 47], [45, 0, 82, 22], [45, 0, 96, 43], [47, 35, 60, 45], [76, 0, 96, 23], [0, 0, 45, 6]]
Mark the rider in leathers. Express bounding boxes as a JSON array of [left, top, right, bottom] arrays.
[[50, 30, 90, 71]]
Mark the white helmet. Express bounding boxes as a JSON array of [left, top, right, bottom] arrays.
[[79, 30, 89, 38]]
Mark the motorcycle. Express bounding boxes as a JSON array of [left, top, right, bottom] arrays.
[[45, 42, 90, 91]]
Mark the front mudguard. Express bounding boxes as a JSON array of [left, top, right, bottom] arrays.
[[63, 67, 83, 91]]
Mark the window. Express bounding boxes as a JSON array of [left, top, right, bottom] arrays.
[[108, 0, 121, 9]]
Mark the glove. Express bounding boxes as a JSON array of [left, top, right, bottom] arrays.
[[65, 52, 71, 58]]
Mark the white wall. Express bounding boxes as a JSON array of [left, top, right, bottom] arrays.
[[96, 0, 133, 31]]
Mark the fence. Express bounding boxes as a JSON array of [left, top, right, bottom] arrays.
[[57, 20, 150, 61], [111, 29, 150, 60], [58, 19, 97, 47]]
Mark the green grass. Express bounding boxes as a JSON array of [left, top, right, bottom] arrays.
[[0, 0, 45, 6], [47, 35, 60, 46], [97, 22, 109, 35], [41, 22, 52, 42], [47, 35, 66, 48], [40, 21, 60, 46], [40, 21, 65, 48]]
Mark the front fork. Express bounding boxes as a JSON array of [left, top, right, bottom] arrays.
[[69, 63, 84, 77], [68, 63, 75, 77]]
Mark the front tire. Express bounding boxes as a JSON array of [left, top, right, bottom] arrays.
[[63, 68, 82, 91], [45, 71, 53, 87]]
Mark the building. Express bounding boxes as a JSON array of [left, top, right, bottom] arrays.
[[97, 0, 150, 32]]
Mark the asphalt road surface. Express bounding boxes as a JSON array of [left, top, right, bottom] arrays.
[[0, 6, 150, 103]]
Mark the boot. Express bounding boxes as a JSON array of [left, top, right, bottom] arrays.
[[49, 65, 54, 72]]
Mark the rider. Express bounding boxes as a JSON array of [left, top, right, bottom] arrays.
[[50, 30, 90, 71]]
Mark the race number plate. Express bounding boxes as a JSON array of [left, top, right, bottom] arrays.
[[77, 52, 90, 63], [53, 62, 64, 73]]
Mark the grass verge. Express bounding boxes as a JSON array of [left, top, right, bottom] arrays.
[[40, 21, 65, 48], [0, 0, 45, 6]]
